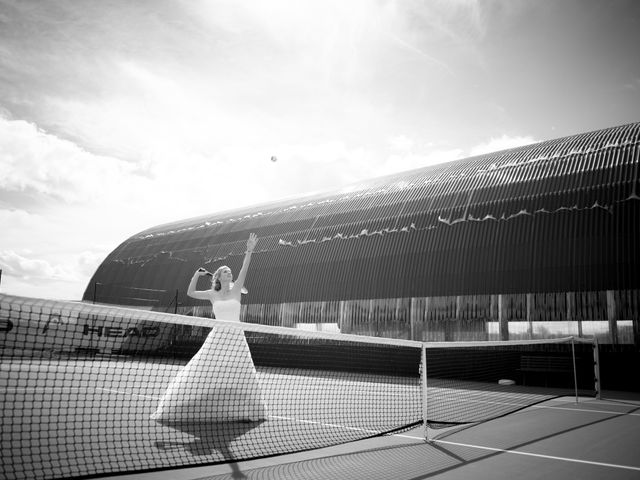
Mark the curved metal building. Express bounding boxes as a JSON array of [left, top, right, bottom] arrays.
[[83, 123, 640, 346]]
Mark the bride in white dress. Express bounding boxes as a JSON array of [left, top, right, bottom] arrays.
[[151, 233, 267, 423]]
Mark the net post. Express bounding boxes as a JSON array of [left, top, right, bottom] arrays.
[[571, 337, 578, 404], [421, 343, 429, 442], [593, 336, 601, 399]]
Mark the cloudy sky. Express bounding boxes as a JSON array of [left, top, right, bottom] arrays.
[[1, 0, 639, 301]]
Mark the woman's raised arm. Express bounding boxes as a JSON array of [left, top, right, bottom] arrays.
[[233, 233, 257, 293]]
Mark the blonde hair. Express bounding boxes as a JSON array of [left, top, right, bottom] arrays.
[[211, 265, 247, 294], [212, 265, 230, 292]]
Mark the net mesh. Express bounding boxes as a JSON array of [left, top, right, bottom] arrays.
[[424, 339, 595, 429], [0, 293, 596, 480]]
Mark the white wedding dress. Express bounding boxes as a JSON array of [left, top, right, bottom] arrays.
[[150, 299, 267, 423]]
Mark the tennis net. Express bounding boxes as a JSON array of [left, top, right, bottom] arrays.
[[0, 293, 597, 479]]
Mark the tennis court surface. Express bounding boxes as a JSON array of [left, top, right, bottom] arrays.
[[107, 393, 640, 480], [2, 294, 638, 479]]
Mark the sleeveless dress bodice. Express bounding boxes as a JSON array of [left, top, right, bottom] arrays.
[[212, 298, 241, 322]]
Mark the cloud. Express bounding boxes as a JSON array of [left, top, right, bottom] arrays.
[[0, 120, 538, 301], [0, 113, 382, 219], [378, 149, 463, 176], [388, 135, 416, 151], [1, 0, 507, 180], [0, 250, 77, 282], [469, 134, 536, 156], [0, 207, 108, 297], [0, 116, 166, 299], [0, 1, 549, 302], [0, 116, 144, 206], [376, 132, 537, 176], [0, 113, 389, 299]]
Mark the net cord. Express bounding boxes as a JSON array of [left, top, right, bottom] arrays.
[[0, 293, 422, 349], [1, 293, 601, 351]]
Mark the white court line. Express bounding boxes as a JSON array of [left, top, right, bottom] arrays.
[[563, 398, 640, 408], [8, 383, 637, 471], [269, 415, 383, 435], [268, 414, 425, 441], [5, 380, 637, 422], [270, 415, 640, 472], [430, 396, 640, 417], [432, 439, 640, 472], [140, 390, 636, 419], [452, 395, 640, 417], [528, 403, 640, 416], [96, 387, 161, 401], [1, 386, 162, 401], [5, 384, 637, 418]]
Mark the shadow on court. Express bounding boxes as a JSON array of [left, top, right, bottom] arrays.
[[154, 420, 265, 480], [194, 402, 640, 480]]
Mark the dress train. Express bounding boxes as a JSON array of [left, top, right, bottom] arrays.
[[151, 302, 266, 423]]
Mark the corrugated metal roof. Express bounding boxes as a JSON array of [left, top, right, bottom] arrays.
[[84, 123, 640, 305]]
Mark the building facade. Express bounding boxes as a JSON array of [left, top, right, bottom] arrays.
[[83, 123, 640, 347]]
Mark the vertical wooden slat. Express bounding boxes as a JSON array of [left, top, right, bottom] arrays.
[[499, 294, 509, 341], [607, 290, 619, 344], [526, 293, 533, 338]]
